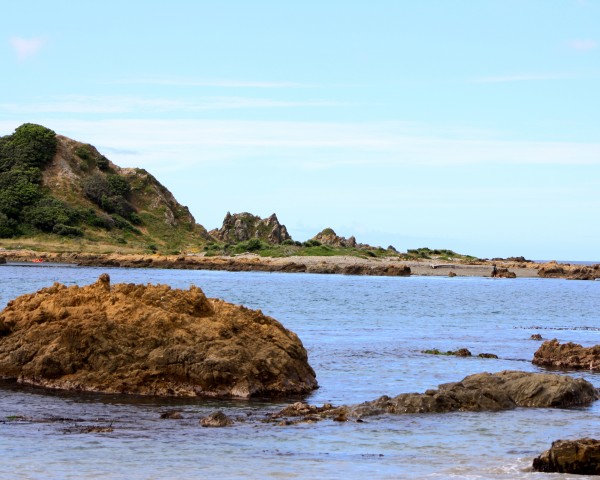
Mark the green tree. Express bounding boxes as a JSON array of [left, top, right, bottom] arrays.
[[0, 124, 57, 171]]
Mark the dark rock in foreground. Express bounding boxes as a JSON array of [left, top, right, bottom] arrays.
[[0, 274, 317, 398], [200, 411, 234, 427], [533, 339, 600, 371], [272, 371, 598, 424], [533, 438, 600, 474], [349, 371, 597, 416]]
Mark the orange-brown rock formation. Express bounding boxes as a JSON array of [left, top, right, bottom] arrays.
[[533, 339, 600, 371], [0, 274, 317, 398], [537, 261, 600, 280], [533, 438, 600, 474]]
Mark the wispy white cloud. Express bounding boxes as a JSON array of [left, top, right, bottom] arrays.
[[568, 39, 597, 51], [9, 36, 46, 61], [471, 73, 578, 83], [113, 76, 316, 88], [0, 95, 347, 114], [5, 119, 595, 173]]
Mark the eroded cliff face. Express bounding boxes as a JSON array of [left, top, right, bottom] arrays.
[[0, 275, 317, 398], [209, 212, 291, 244]]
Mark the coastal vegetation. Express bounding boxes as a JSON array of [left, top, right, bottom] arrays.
[[0, 124, 492, 263], [0, 124, 209, 253]]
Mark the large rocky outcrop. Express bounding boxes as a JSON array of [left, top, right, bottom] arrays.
[[533, 339, 600, 371], [537, 261, 600, 280], [312, 228, 357, 248], [210, 212, 291, 244], [271, 371, 598, 423], [0, 275, 317, 398], [533, 438, 600, 474]]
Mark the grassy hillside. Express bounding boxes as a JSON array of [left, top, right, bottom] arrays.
[[0, 124, 210, 253]]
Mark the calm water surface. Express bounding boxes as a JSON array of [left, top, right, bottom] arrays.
[[1, 265, 599, 479]]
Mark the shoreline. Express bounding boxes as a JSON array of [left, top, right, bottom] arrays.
[[1, 248, 598, 279], [0, 249, 547, 278]]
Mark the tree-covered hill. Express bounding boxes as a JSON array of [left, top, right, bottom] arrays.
[[0, 124, 210, 253]]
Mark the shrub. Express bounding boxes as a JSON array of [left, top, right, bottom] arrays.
[[101, 195, 135, 218], [111, 215, 141, 234], [89, 213, 115, 229], [74, 146, 92, 161], [303, 239, 322, 247], [0, 169, 43, 217], [96, 155, 109, 170], [107, 174, 130, 197], [83, 174, 110, 204], [244, 238, 263, 252], [23, 198, 74, 232], [52, 224, 83, 237], [0, 213, 17, 238]]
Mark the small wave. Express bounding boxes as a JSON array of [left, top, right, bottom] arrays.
[[518, 326, 600, 331]]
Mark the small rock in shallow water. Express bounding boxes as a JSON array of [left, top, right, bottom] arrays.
[[200, 411, 233, 428], [160, 411, 183, 419], [477, 353, 498, 359], [532, 438, 600, 474]]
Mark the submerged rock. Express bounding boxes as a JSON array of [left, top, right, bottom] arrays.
[[0, 275, 317, 398], [477, 353, 499, 359], [199, 411, 234, 427], [160, 411, 183, 420], [533, 438, 600, 474], [421, 348, 473, 357], [533, 339, 600, 371]]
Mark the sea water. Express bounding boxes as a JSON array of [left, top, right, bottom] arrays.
[[0, 265, 599, 479]]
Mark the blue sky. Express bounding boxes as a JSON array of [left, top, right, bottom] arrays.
[[2, 1, 599, 260]]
